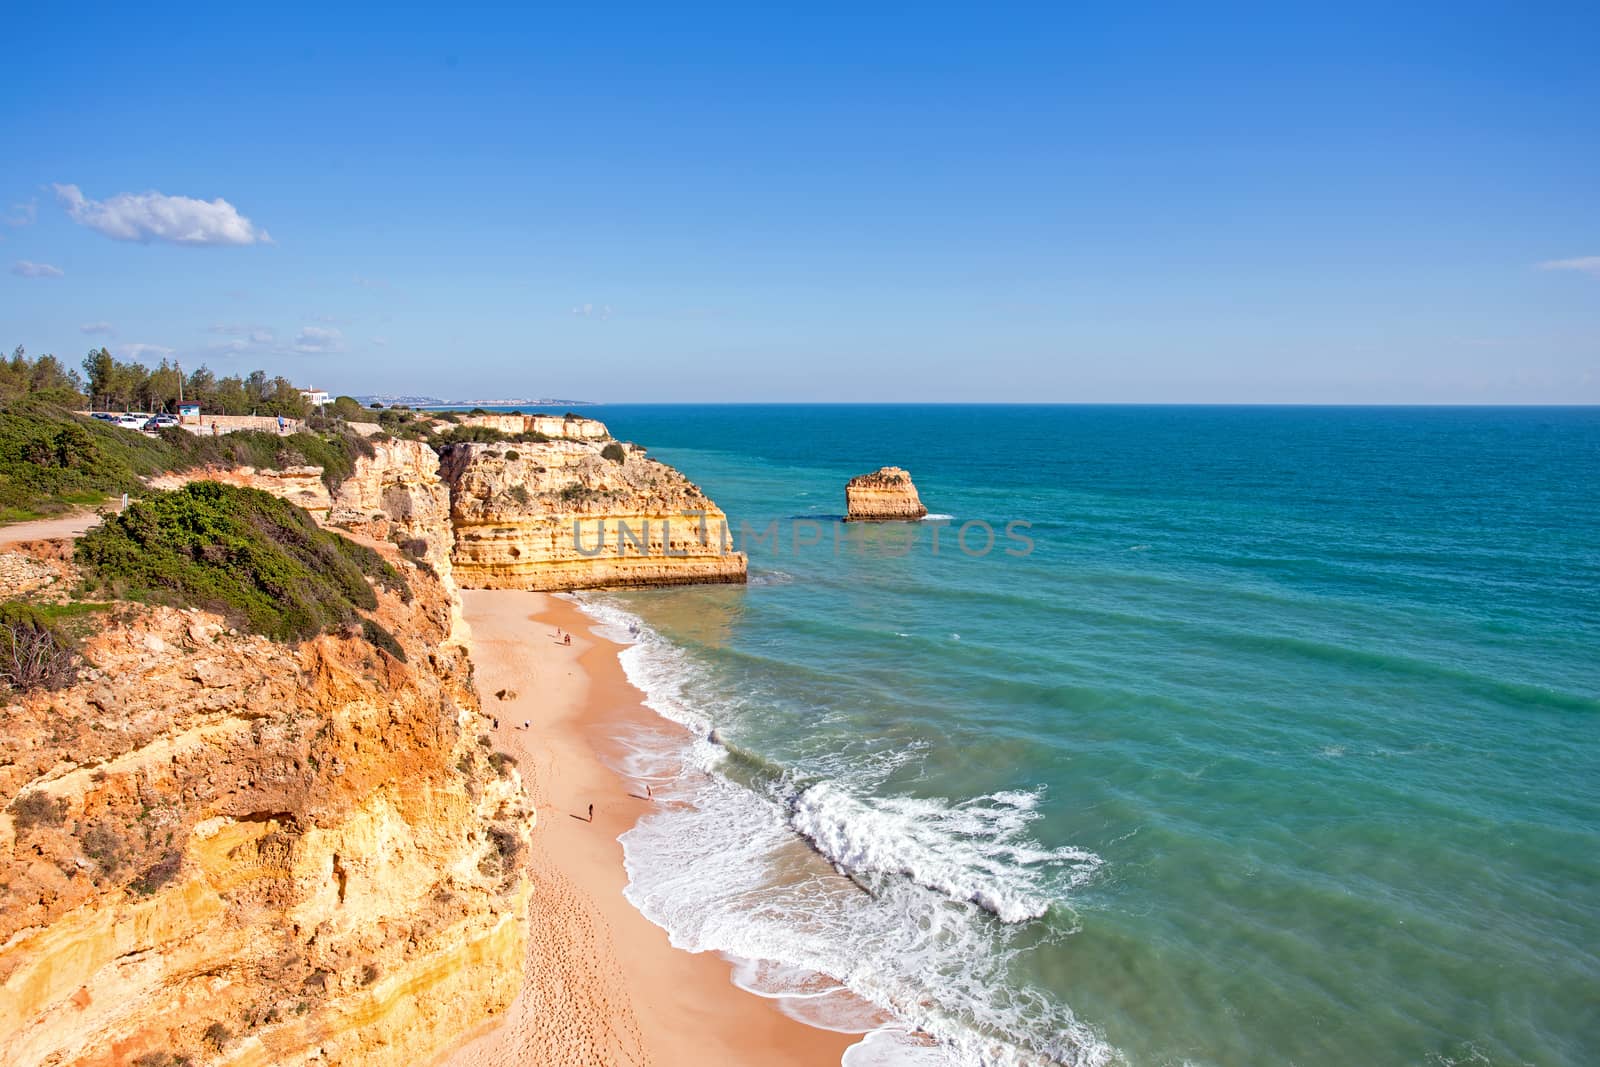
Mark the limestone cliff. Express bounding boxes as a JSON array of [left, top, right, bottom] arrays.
[[327, 439, 458, 593], [0, 546, 530, 1067], [143, 422, 745, 593], [845, 466, 928, 521], [456, 413, 609, 441], [440, 440, 747, 591]]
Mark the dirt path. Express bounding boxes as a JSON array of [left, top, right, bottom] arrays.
[[0, 511, 106, 548]]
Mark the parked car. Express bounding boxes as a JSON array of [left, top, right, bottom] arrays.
[[89, 411, 118, 421], [115, 413, 150, 430], [144, 414, 179, 430]]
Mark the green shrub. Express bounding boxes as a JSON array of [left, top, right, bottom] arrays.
[[601, 442, 626, 464], [0, 398, 376, 518], [329, 396, 366, 421], [0, 398, 175, 520], [75, 482, 409, 645]]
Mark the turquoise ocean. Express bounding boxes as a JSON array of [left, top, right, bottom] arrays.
[[499, 404, 1598, 1066]]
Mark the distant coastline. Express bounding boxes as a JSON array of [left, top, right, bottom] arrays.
[[351, 394, 596, 408]]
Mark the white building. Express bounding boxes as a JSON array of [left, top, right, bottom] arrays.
[[300, 388, 331, 407]]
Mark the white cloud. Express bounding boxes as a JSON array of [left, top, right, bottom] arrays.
[[208, 323, 276, 343], [4, 200, 36, 227], [292, 325, 345, 354], [54, 183, 271, 246], [12, 260, 63, 278], [80, 322, 114, 335], [1537, 256, 1600, 279], [204, 324, 279, 356], [117, 343, 175, 362], [571, 302, 613, 320]]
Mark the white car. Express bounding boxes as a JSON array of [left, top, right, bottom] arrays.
[[115, 414, 151, 430]]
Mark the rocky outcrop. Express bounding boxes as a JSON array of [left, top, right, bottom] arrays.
[[457, 413, 609, 441], [845, 466, 928, 521], [327, 439, 457, 587], [440, 440, 747, 591], [141, 421, 745, 593], [0, 548, 531, 1067]]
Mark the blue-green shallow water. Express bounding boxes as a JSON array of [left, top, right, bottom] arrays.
[[530, 405, 1598, 1065]]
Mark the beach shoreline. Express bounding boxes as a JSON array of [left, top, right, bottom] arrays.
[[438, 589, 854, 1067]]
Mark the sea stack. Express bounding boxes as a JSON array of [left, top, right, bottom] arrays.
[[845, 466, 928, 521]]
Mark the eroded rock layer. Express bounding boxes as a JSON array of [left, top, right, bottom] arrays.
[[845, 466, 928, 521], [440, 441, 747, 591], [0, 551, 531, 1067], [456, 413, 610, 441]]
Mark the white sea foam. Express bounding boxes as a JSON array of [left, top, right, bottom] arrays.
[[573, 594, 1123, 1067], [923, 513, 957, 522], [789, 781, 1102, 924]]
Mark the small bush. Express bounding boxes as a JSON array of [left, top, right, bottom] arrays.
[[397, 537, 429, 559], [488, 751, 518, 778], [361, 618, 407, 663], [1, 602, 81, 693], [481, 824, 523, 877], [203, 1022, 232, 1050], [506, 484, 530, 506], [503, 450, 519, 461], [81, 820, 130, 874], [131, 849, 184, 895], [10, 790, 67, 833], [601, 442, 626, 464], [360, 962, 380, 986]]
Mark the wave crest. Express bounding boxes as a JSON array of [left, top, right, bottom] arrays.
[[790, 782, 1102, 924]]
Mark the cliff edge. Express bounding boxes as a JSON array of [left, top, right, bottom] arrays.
[[440, 438, 746, 591], [0, 529, 531, 1067]]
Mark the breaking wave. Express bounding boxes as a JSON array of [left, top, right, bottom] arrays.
[[571, 594, 1121, 1067]]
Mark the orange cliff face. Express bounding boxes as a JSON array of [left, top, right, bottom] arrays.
[[0, 548, 531, 1067], [439, 438, 747, 592]]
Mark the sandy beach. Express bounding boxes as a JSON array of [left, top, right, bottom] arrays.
[[438, 589, 853, 1067]]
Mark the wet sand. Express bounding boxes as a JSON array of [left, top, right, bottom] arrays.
[[438, 589, 852, 1067]]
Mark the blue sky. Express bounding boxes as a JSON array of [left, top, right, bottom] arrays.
[[4, 3, 1597, 402]]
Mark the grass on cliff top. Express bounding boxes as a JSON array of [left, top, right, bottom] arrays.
[[75, 482, 408, 657], [0, 398, 374, 522]]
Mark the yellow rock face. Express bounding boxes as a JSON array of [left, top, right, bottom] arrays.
[[457, 413, 610, 441], [845, 466, 928, 521], [441, 440, 747, 591], [0, 554, 531, 1067], [139, 424, 746, 594]]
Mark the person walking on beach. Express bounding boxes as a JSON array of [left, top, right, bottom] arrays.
[[646, 785, 653, 800], [522, 720, 530, 730], [276, 413, 286, 435], [564, 633, 571, 646], [587, 803, 594, 822]]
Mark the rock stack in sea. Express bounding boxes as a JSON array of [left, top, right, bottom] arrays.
[[845, 466, 928, 521]]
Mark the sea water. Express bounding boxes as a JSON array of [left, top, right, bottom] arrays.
[[515, 404, 1596, 1066]]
